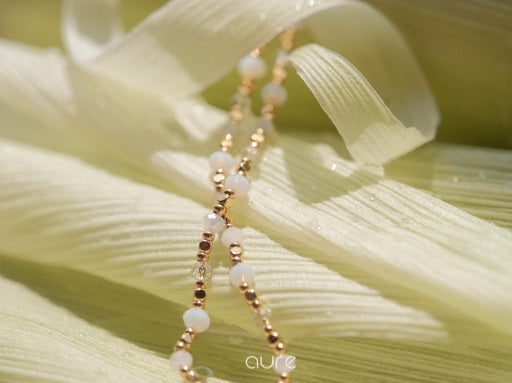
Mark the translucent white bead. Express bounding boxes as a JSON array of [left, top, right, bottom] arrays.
[[274, 354, 296, 374], [255, 117, 275, 134], [169, 350, 193, 370], [221, 227, 244, 247], [192, 261, 212, 281], [229, 263, 255, 287], [242, 146, 259, 161], [254, 307, 272, 328], [208, 151, 234, 172], [237, 55, 267, 79], [183, 307, 210, 333], [225, 174, 250, 197], [261, 83, 287, 106], [276, 50, 290, 66], [203, 212, 224, 233]]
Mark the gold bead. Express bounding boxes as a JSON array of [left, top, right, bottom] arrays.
[[198, 240, 212, 253], [251, 132, 265, 144], [275, 342, 286, 353], [213, 204, 226, 215], [244, 289, 257, 302], [239, 282, 249, 291], [229, 243, 243, 257], [263, 323, 273, 333], [179, 366, 189, 377], [194, 288, 207, 301], [231, 256, 242, 264], [251, 299, 261, 311], [202, 231, 214, 241], [267, 331, 280, 344], [196, 251, 209, 262], [193, 300, 204, 308], [212, 172, 225, 184], [174, 340, 186, 351], [185, 370, 200, 382], [185, 328, 195, 337]]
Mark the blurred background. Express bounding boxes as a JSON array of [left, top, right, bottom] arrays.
[[1, 0, 511, 149]]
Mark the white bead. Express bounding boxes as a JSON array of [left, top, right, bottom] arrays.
[[222, 227, 244, 246], [209, 151, 234, 172], [225, 174, 250, 197], [169, 350, 193, 370], [276, 50, 290, 66], [261, 83, 287, 106], [274, 354, 296, 374], [237, 55, 267, 79], [229, 263, 255, 287], [183, 308, 210, 333], [255, 117, 274, 134], [203, 212, 224, 233]]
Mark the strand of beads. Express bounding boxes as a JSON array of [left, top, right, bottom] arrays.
[[169, 47, 268, 383], [210, 47, 266, 193], [220, 27, 298, 383]]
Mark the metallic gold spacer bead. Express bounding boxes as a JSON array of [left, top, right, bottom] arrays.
[[213, 204, 226, 216], [263, 323, 273, 333], [274, 342, 286, 354], [267, 331, 280, 345], [185, 370, 200, 382], [251, 299, 261, 311], [194, 288, 207, 301], [174, 340, 186, 351], [202, 231, 215, 241], [231, 256, 242, 264], [239, 282, 249, 291], [196, 251, 209, 262], [179, 366, 190, 377], [244, 289, 257, 302], [198, 240, 212, 253], [212, 172, 225, 184]]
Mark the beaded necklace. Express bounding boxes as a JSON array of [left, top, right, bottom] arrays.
[[169, 27, 297, 383]]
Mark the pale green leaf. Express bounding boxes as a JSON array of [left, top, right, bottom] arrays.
[[0, 138, 446, 342], [2, 257, 512, 383], [289, 43, 435, 164], [62, 0, 123, 62]]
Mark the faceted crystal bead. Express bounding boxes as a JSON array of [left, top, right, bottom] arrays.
[[221, 226, 244, 247], [208, 151, 234, 172], [225, 174, 250, 197], [203, 212, 224, 233], [183, 308, 210, 333], [192, 262, 212, 282], [229, 263, 255, 286], [261, 83, 287, 106], [237, 55, 267, 79], [254, 307, 272, 328]]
